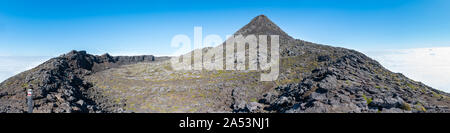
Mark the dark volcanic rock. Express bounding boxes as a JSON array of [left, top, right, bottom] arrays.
[[230, 88, 263, 113], [260, 50, 450, 113]]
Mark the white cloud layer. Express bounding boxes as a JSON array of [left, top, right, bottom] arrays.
[[0, 56, 50, 83], [363, 47, 450, 93]]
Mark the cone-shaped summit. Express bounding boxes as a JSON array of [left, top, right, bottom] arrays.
[[235, 15, 294, 41]]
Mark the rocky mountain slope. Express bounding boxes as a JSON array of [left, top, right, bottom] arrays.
[[0, 50, 162, 112], [0, 15, 449, 113]]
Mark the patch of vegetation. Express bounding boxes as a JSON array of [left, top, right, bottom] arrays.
[[406, 83, 417, 91], [278, 78, 300, 85], [198, 93, 206, 98], [362, 94, 372, 105], [250, 98, 258, 102], [21, 83, 29, 88], [431, 91, 442, 98], [401, 102, 412, 111], [163, 64, 173, 71], [5, 81, 13, 86], [443, 95, 450, 101], [419, 88, 426, 93], [415, 103, 427, 112]]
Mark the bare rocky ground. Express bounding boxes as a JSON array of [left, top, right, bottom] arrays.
[[86, 60, 271, 113], [0, 15, 449, 113]]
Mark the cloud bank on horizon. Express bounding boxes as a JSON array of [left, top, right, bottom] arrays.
[[0, 56, 50, 83], [364, 47, 450, 93]]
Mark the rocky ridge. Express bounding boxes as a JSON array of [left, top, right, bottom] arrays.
[[0, 50, 159, 113]]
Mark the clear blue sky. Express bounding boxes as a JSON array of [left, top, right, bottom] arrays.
[[1, 0, 449, 56]]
